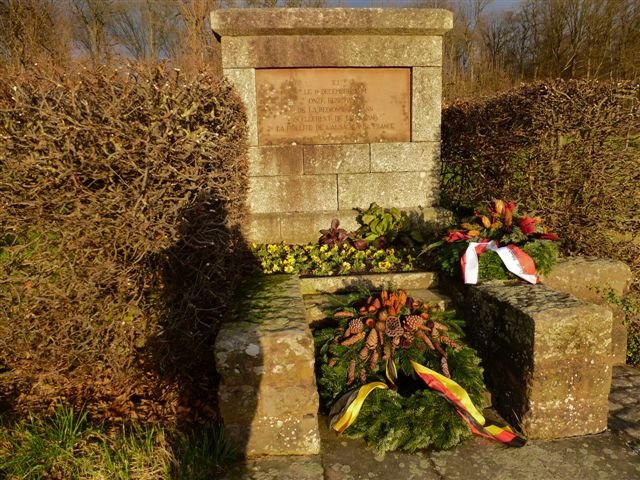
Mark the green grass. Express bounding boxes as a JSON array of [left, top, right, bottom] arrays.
[[0, 406, 237, 480]]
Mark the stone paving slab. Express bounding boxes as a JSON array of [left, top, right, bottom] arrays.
[[320, 416, 640, 480], [431, 433, 640, 480], [220, 456, 324, 480], [609, 365, 640, 451]]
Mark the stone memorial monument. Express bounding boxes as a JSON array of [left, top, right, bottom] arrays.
[[211, 8, 454, 244]]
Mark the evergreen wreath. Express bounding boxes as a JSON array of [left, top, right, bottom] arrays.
[[428, 199, 559, 280], [314, 289, 486, 452]]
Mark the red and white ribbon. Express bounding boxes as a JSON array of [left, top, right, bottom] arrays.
[[461, 241, 539, 285]]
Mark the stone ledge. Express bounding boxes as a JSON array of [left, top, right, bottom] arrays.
[[459, 281, 613, 439], [211, 8, 453, 37], [542, 256, 633, 303], [215, 275, 321, 457], [303, 287, 449, 326], [542, 256, 633, 365], [299, 271, 438, 295]]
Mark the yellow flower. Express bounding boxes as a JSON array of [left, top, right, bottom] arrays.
[[284, 265, 294, 273], [378, 261, 391, 270]]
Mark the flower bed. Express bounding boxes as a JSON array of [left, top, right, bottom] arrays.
[[252, 243, 425, 276]]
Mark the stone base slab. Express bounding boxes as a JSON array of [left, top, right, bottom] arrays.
[[246, 207, 452, 244]]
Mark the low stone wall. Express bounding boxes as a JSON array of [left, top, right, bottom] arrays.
[[458, 281, 613, 439], [214, 276, 320, 457], [214, 259, 629, 454]]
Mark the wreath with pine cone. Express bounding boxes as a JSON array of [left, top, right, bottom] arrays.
[[314, 289, 486, 452]]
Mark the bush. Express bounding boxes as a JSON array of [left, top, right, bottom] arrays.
[[440, 80, 640, 361], [0, 65, 254, 423]]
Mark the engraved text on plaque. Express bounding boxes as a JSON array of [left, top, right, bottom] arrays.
[[256, 68, 411, 145]]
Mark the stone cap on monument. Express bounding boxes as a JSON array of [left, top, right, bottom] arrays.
[[210, 8, 453, 37]]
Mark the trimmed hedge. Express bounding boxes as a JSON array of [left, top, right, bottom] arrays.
[[0, 66, 254, 423], [441, 80, 640, 362]]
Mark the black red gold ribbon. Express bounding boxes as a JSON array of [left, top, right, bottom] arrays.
[[410, 361, 526, 447], [329, 360, 526, 448]]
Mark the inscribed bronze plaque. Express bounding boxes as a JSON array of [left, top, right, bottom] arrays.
[[256, 68, 411, 145]]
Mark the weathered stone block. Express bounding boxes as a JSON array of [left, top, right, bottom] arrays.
[[412, 67, 442, 142], [521, 398, 610, 439], [244, 213, 281, 244], [248, 175, 337, 213], [224, 68, 258, 146], [542, 257, 632, 304], [215, 275, 320, 457], [338, 172, 437, 209], [225, 415, 321, 457], [211, 8, 453, 37], [249, 145, 304, 176], [303, 144, 370, 174], [221, 35, 443, 69], [526, 363, 612, 404], [611, 310, 628, 365], [219, 384, 319, 424], [542, 257, 632, 365], [370, 142, 439, 172], [460, 281, 613, 439]]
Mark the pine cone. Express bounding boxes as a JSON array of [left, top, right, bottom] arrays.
[[433, 321, 449, 332], [328, 358, 337, 368], [359, 345, 370, 360], [416, 331, 435, 350], [347, 359, 356, 385], [366, 328, 379, 349], [385, 316, 404, 337], [359, 367, 367, 384], [441, 356, 451, 378], [369, 349, 379, 370], [400, 336, 413, 349], [348, 319, 364, 336], [341, 331, 365, 346], [403, 315, 424, 333], [440, 336, 461, 350]]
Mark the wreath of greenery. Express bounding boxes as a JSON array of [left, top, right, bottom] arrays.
[[313, 289, 486, 453], [429, 199, 559, 280]]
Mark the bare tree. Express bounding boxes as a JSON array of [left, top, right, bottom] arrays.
[[69, 0, 115, 66], [0, 0, 70, 69], [108, 0, 180, 63]]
